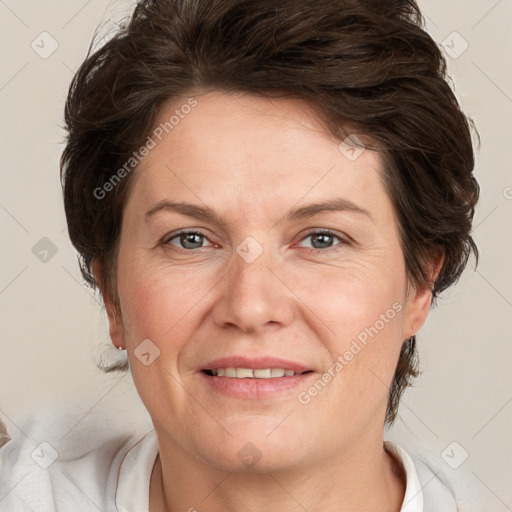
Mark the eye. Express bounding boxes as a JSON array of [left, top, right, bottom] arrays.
[[297, 229, 348, 252], [162, 228, 349, 254], [163, 230, 214, 251]]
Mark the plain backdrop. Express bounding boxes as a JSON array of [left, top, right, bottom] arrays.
[[0, 0, 511, 508]]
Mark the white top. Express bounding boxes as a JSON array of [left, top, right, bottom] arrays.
[[0, 371, 493, 512], [0, 422, 465, 512]]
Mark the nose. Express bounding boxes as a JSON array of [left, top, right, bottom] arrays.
[[211, 239, 296, 334]]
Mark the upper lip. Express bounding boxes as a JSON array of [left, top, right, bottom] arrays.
[[200, 356, 312, 374]]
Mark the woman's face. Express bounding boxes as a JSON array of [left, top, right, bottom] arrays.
[[98, 90, 433, 471]]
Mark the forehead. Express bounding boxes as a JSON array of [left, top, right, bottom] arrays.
[[127, 90, 388, 222]]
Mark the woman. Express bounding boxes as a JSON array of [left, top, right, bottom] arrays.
[[0, 0, 480, 510]]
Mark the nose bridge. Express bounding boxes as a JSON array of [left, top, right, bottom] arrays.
[[213, 235, 293, 332]]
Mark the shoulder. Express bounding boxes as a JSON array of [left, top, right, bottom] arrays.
[[392, 441, 459, 511], [0, 386, 153, 512], [385, 437, 494, 512], [0, 416, 145, 512]]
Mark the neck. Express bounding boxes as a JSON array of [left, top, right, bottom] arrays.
[[149, 432, 406, 512]]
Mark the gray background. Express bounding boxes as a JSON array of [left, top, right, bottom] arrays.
[[0, 0, 511, 508]]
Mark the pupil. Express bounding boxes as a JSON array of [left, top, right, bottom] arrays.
[[182, 233, 202, 249], [313, 233, 332, 249]]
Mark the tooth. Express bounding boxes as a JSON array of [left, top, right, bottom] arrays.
[[225, 368, 237, 378], [253, 369, 272, 378], [236, 368, 254, 378], [211, 367, 300, 378]]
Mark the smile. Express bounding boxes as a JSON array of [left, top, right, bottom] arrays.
[[203, 368, 312, 378]]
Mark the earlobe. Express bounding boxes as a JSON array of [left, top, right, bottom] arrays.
[[406, 283, 433, 336], [404, 250, 445, 337], [91, 258, 126, 350]]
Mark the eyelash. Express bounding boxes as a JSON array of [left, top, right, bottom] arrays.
[[161, 229, 349, 254]]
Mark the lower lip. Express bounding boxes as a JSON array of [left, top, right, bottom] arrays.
[[198, 371, 314, 399]]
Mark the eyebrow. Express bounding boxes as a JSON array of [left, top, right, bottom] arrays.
[[144, 198, 372, 226]]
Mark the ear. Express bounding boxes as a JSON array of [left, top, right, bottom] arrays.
[[403, 250, 445, 338], [91, 257, 126, 350]]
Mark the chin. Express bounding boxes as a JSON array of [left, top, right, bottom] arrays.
[[194, 431, 308, 474]]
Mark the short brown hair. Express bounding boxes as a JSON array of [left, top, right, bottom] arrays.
[[60, 0, 480, 426]]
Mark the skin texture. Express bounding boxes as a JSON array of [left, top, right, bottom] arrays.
[[93, 90, 441, 511]]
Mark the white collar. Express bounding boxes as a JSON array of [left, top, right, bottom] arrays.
[[116, 429, 159, 512], [384, 440, 424, 511], [115, 433, 424, 511]]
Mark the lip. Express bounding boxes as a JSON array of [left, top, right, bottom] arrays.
[[199, 356, 312, 374], [197, 356, 315, 399], [198, 370, 314, 399]]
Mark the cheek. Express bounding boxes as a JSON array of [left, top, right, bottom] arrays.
[[296, 253, 406, 341], [116, 268, 198, 404], [117, 259, 210, 349], [295, 252, 407, 394], [119, 276, 176, 344]]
